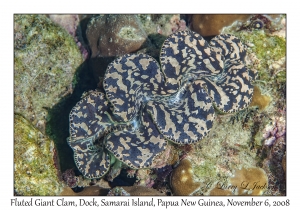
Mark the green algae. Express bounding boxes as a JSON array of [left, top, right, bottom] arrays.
[[14, 114, 64, 195], [193, 159, 217, 180], [240, 30, 285, 60], [14, 14, 83, 128], [14, 14, 94, 176], [232, 30, 286, 84]]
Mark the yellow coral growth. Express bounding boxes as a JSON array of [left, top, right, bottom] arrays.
[[170, 159, 201, 195], [60, 186, 109, 196], [250, 86, 271, 110], [230, 167, 268, 195], [121, 186, 165, 196], [209, 187, 233, 196]]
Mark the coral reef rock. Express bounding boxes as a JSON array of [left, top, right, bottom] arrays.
[[14, 14, 83, 130], [48, 14, 79, 37], [86, 15, 147, 57], [262, 133, 286, 195], [14, 114, 63, 195], [108, 186, 165, 196], [222, 15, 286, 90], [219, 16, 286, 195], [48, 14, 89, 60], [138, 14, 186, 36], [151, 144, 179, 168], [61, 168, 78, 188]]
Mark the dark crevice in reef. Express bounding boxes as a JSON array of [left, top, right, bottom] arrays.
[[108, 169, 137, 188], [45, 60, 98, 172]]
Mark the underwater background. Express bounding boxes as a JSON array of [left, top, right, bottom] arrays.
[[14, 14, 286, 196]]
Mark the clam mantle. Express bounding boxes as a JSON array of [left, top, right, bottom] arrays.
[[67, 30, 257, 178]]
